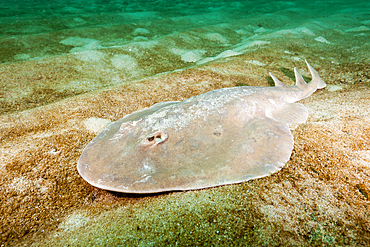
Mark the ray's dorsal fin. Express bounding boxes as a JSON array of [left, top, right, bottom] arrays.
[[269, 72, 289, 88], [294, 67, 307, 89], [305, 59, 326, 89], [292, 60, 327, 100]]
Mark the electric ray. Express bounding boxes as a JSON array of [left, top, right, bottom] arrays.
[[77, 60, 326, 193]]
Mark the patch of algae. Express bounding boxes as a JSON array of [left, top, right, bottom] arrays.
[[0, 61, 241, 246]]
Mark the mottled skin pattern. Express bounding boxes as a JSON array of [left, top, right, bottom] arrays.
[[78, 61, 326, 193]]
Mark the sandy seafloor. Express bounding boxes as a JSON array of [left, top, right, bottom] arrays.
[[1, 0, 370, 245]]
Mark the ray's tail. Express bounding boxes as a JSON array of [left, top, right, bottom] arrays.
[[269, 60, 326, 100]]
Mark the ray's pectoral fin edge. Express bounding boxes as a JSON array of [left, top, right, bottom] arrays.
[[266, 103, 309, 124]]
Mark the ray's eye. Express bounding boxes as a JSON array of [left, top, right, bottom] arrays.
[[142, 131, 168, 147]]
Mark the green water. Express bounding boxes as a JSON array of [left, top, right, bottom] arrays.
[[1, 0, 369, 64]]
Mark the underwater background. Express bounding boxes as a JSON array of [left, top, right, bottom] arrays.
[[1, 0, 370, 246]]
